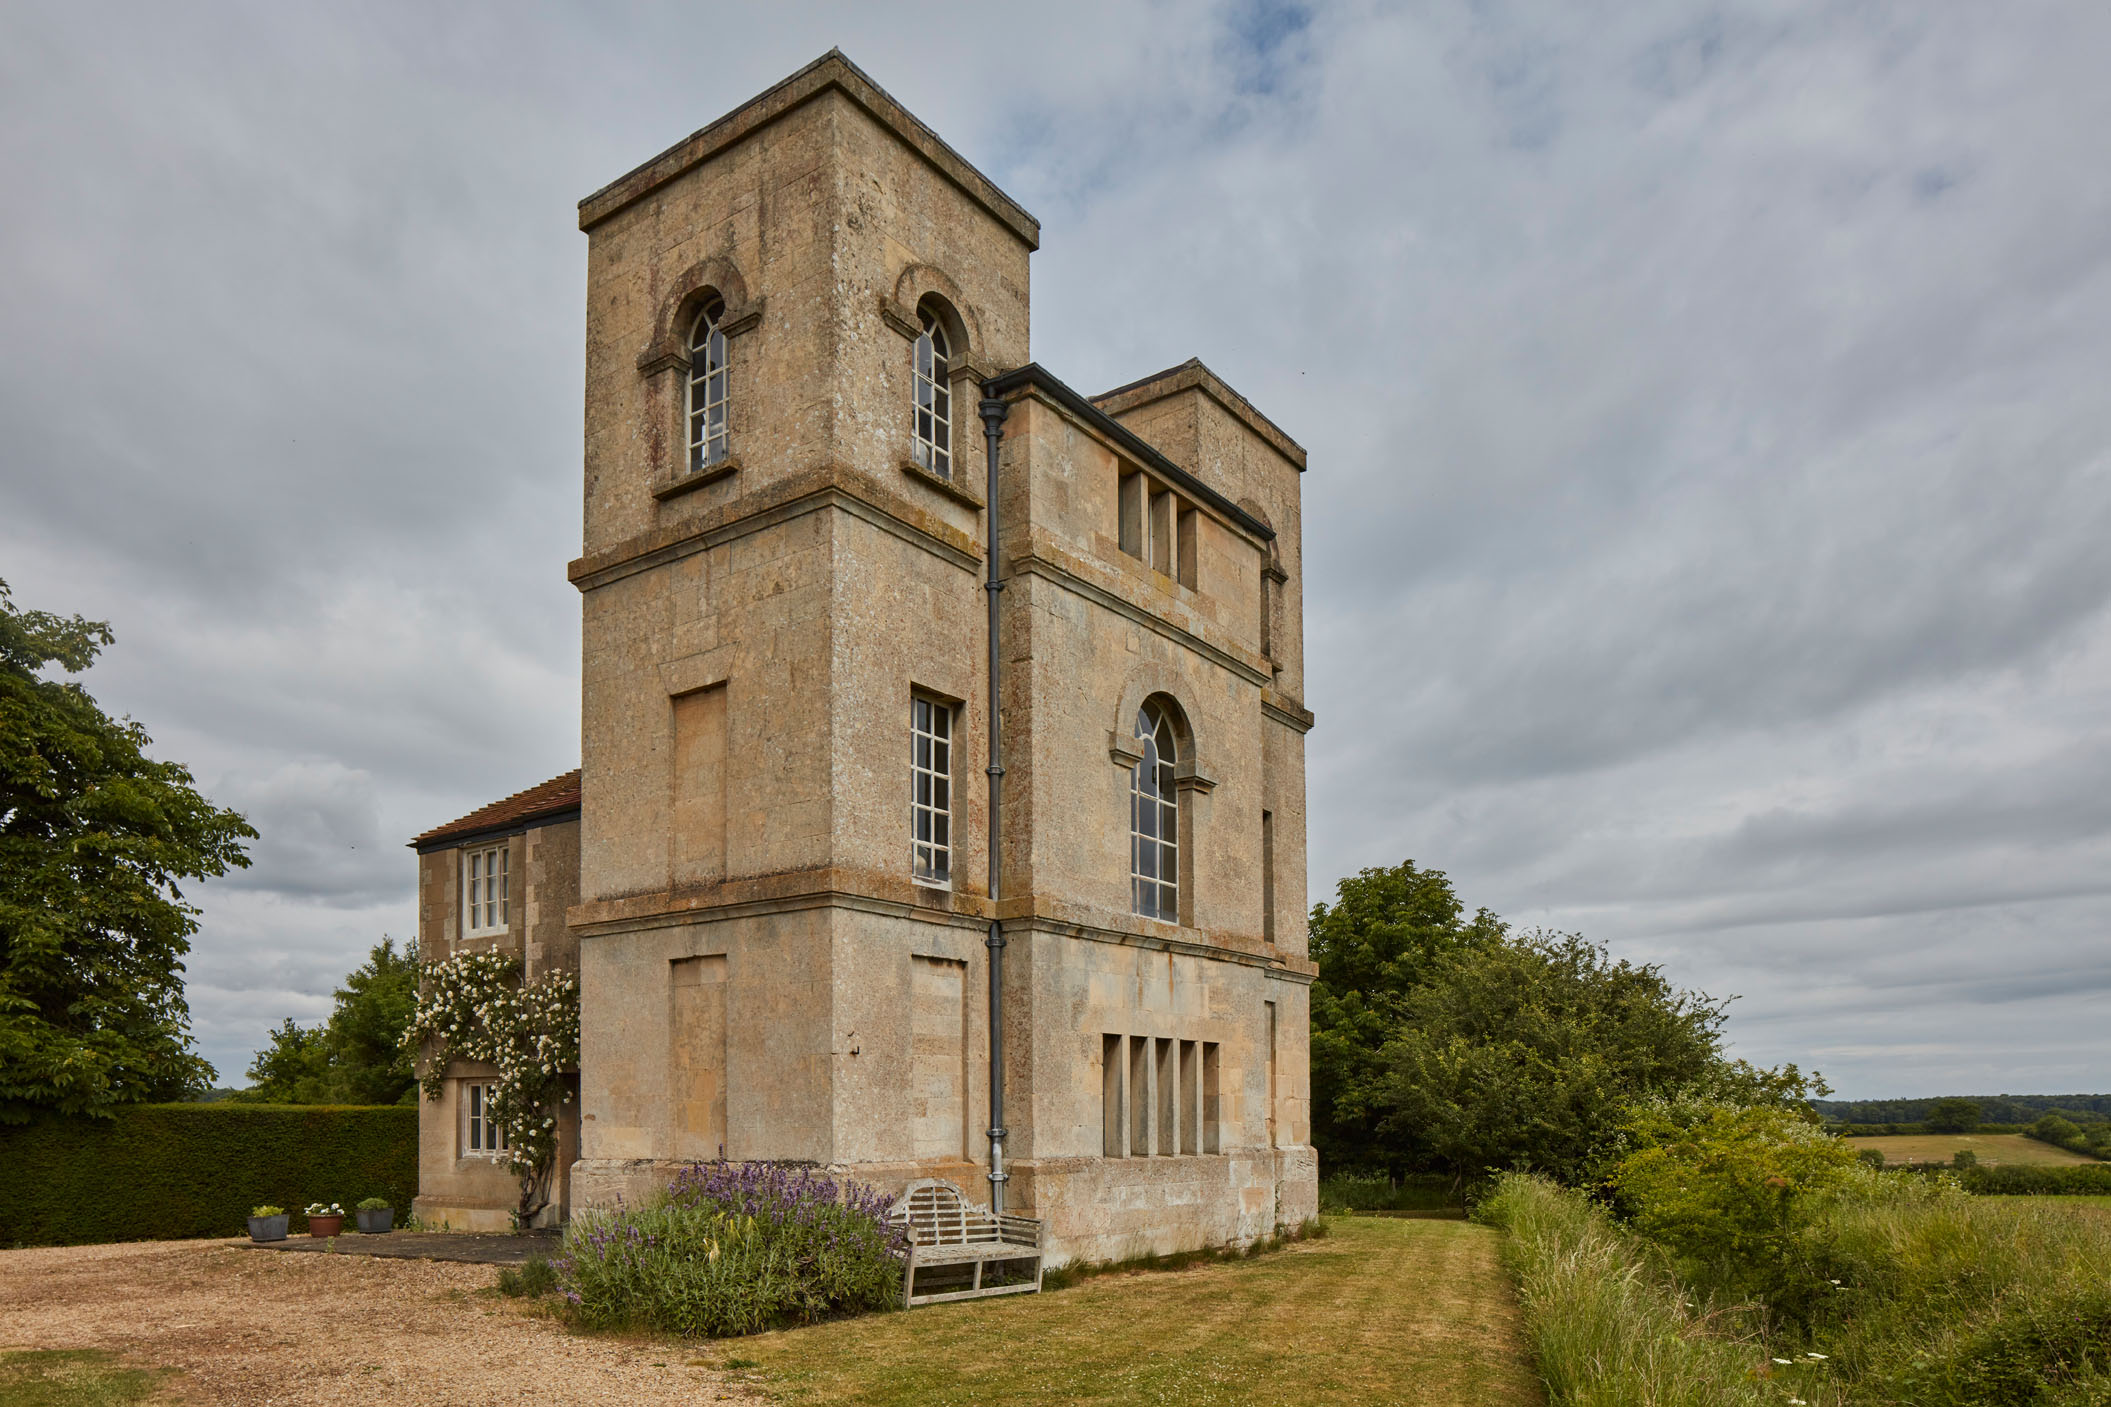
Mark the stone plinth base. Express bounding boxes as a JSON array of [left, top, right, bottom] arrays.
[[410, 1196, 541, 1233], [567, 1146, 1317, 1266]]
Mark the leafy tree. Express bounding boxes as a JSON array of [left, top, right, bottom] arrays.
[[235, 937, 420, 1105], [1368, 931, 1746, 1183], [1308, 861, 1504, 1169], [0, 580, 253, 1121], [1925, 1097, 1981, 1133]]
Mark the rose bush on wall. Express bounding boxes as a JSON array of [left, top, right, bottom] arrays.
[[402, 951, 579, 1225]]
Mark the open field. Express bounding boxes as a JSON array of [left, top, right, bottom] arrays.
[[1840, 1132, 2100, 1165], [736, 1217, 1541, 1407], [0, 1238, 757, 1406]]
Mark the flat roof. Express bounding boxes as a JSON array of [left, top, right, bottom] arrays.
[[577, 49, 1040, 248]]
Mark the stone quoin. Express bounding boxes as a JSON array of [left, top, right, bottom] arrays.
[[408, 50, 1316, 1261]]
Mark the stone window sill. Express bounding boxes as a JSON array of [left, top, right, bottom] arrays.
[[900, 457, 985, 510], [652, 456, 740, 501]]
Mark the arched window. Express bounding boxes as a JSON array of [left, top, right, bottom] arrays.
[[1130, 701, 1179, 921], [912, 306, 952, 479], [687, 297, 728, 472]]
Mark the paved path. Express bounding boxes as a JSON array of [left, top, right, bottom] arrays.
[[241, 1228, 560, 1265]]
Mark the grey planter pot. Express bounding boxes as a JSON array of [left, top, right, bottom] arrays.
[[355, 1207, 394, 1234], [247, 1214, 289, 1242]]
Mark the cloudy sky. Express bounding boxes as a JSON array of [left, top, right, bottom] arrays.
[[4, 2, 2106, 1098]]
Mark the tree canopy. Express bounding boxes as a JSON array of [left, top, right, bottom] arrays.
[[1310, 860, 1820, 1182], [0, 580, 254, 1121], [1308, 861, 1505, 1169], [236, 937, 420, 1105]]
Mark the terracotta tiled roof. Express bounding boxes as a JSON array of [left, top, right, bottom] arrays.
[[411, 769, 581, 849]]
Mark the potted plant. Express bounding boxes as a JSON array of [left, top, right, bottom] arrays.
[[305, 1201, 345, 1237], [355, 1197, 394, 1234], [247, 1205, 289, 1242]]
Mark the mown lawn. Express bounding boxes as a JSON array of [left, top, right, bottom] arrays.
[[732, 1217, 1542, 1407], [0, 1350, 163, 1407], [1841, 1132, 2100, 1165]]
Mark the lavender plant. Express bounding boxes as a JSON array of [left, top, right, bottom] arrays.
[[555, 1161, 907, 1337]]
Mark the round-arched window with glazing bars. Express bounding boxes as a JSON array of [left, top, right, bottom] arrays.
[[912, 307, 951, 479], [1131, 701, 1179, 921], [687, 298, 728, 472]]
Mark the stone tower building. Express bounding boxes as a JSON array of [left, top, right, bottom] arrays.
[[412, 51, 1315, 1260]]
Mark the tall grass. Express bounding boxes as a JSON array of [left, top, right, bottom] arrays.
[[1815, 1182, 2111, 1404], [1476, 1175, 1817, 1407], [1483, 1172, 2111, 1407]]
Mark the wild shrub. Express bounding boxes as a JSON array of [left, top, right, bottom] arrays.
[[1606, 1102, 1864, 1327], [555, 1161, 905, 1337]]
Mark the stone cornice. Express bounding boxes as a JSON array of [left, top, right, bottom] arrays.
[[568, 461, 982, 593], [1261, 690, 1316, 734], [578, 51, 1040, 250], [567, 868, 1310, 977]]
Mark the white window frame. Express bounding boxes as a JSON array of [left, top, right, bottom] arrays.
[[463, 843, 509, 938], [911, 694, 953, 887], [1130, 702, 1179, 922], [462, 1081, 509, 1157], [686, 298, 729, 473], [912, 309, 952, 480]]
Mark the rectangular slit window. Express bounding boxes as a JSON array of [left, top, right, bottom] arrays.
[[1262, 810, 1276, 942], [1119, 471, 1145, 558], [1103, 1034, 1126, 1157], [1177, 505, 1198, 588], [1265, 1002, 1279, 1148], [1202, 1043, 1220, 1154], [1155, 1037, 1177, 1155], [1150, 488, 1176, 575], [1179, 1039, 1199, 1154], [1129, 1035, 1150, 1157]]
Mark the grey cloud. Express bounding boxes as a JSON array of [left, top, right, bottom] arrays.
[[6, 1, 2109, 1096]]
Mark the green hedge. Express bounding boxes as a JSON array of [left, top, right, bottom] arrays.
[[0, 1103, 417, 1246], [1958, 1163, 2111, 1196]]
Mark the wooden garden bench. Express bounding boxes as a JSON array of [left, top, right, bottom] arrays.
[[887, 1178, 1044, 1307]]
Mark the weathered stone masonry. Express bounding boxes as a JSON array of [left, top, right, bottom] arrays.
[[411, 50, 1316, 1261]]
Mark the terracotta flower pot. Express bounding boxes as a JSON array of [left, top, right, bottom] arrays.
[[247, 1214, 289, 1242], [307, 1214, 344, 1237], [355, 1207, 393, 1234]]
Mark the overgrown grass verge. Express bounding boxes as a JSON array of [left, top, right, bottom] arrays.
[[1481, 1172, 2111, 1407], [0, 1350, 165, 1407], [1476, 1175, 1809, 1407], [1039, 1217, 1327, 1290]]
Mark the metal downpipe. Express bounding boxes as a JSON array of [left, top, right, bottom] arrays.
[[979, 387, 1011, 1214]]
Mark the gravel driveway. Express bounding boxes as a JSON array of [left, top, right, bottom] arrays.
[[0, 1238, 762, 1405]]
